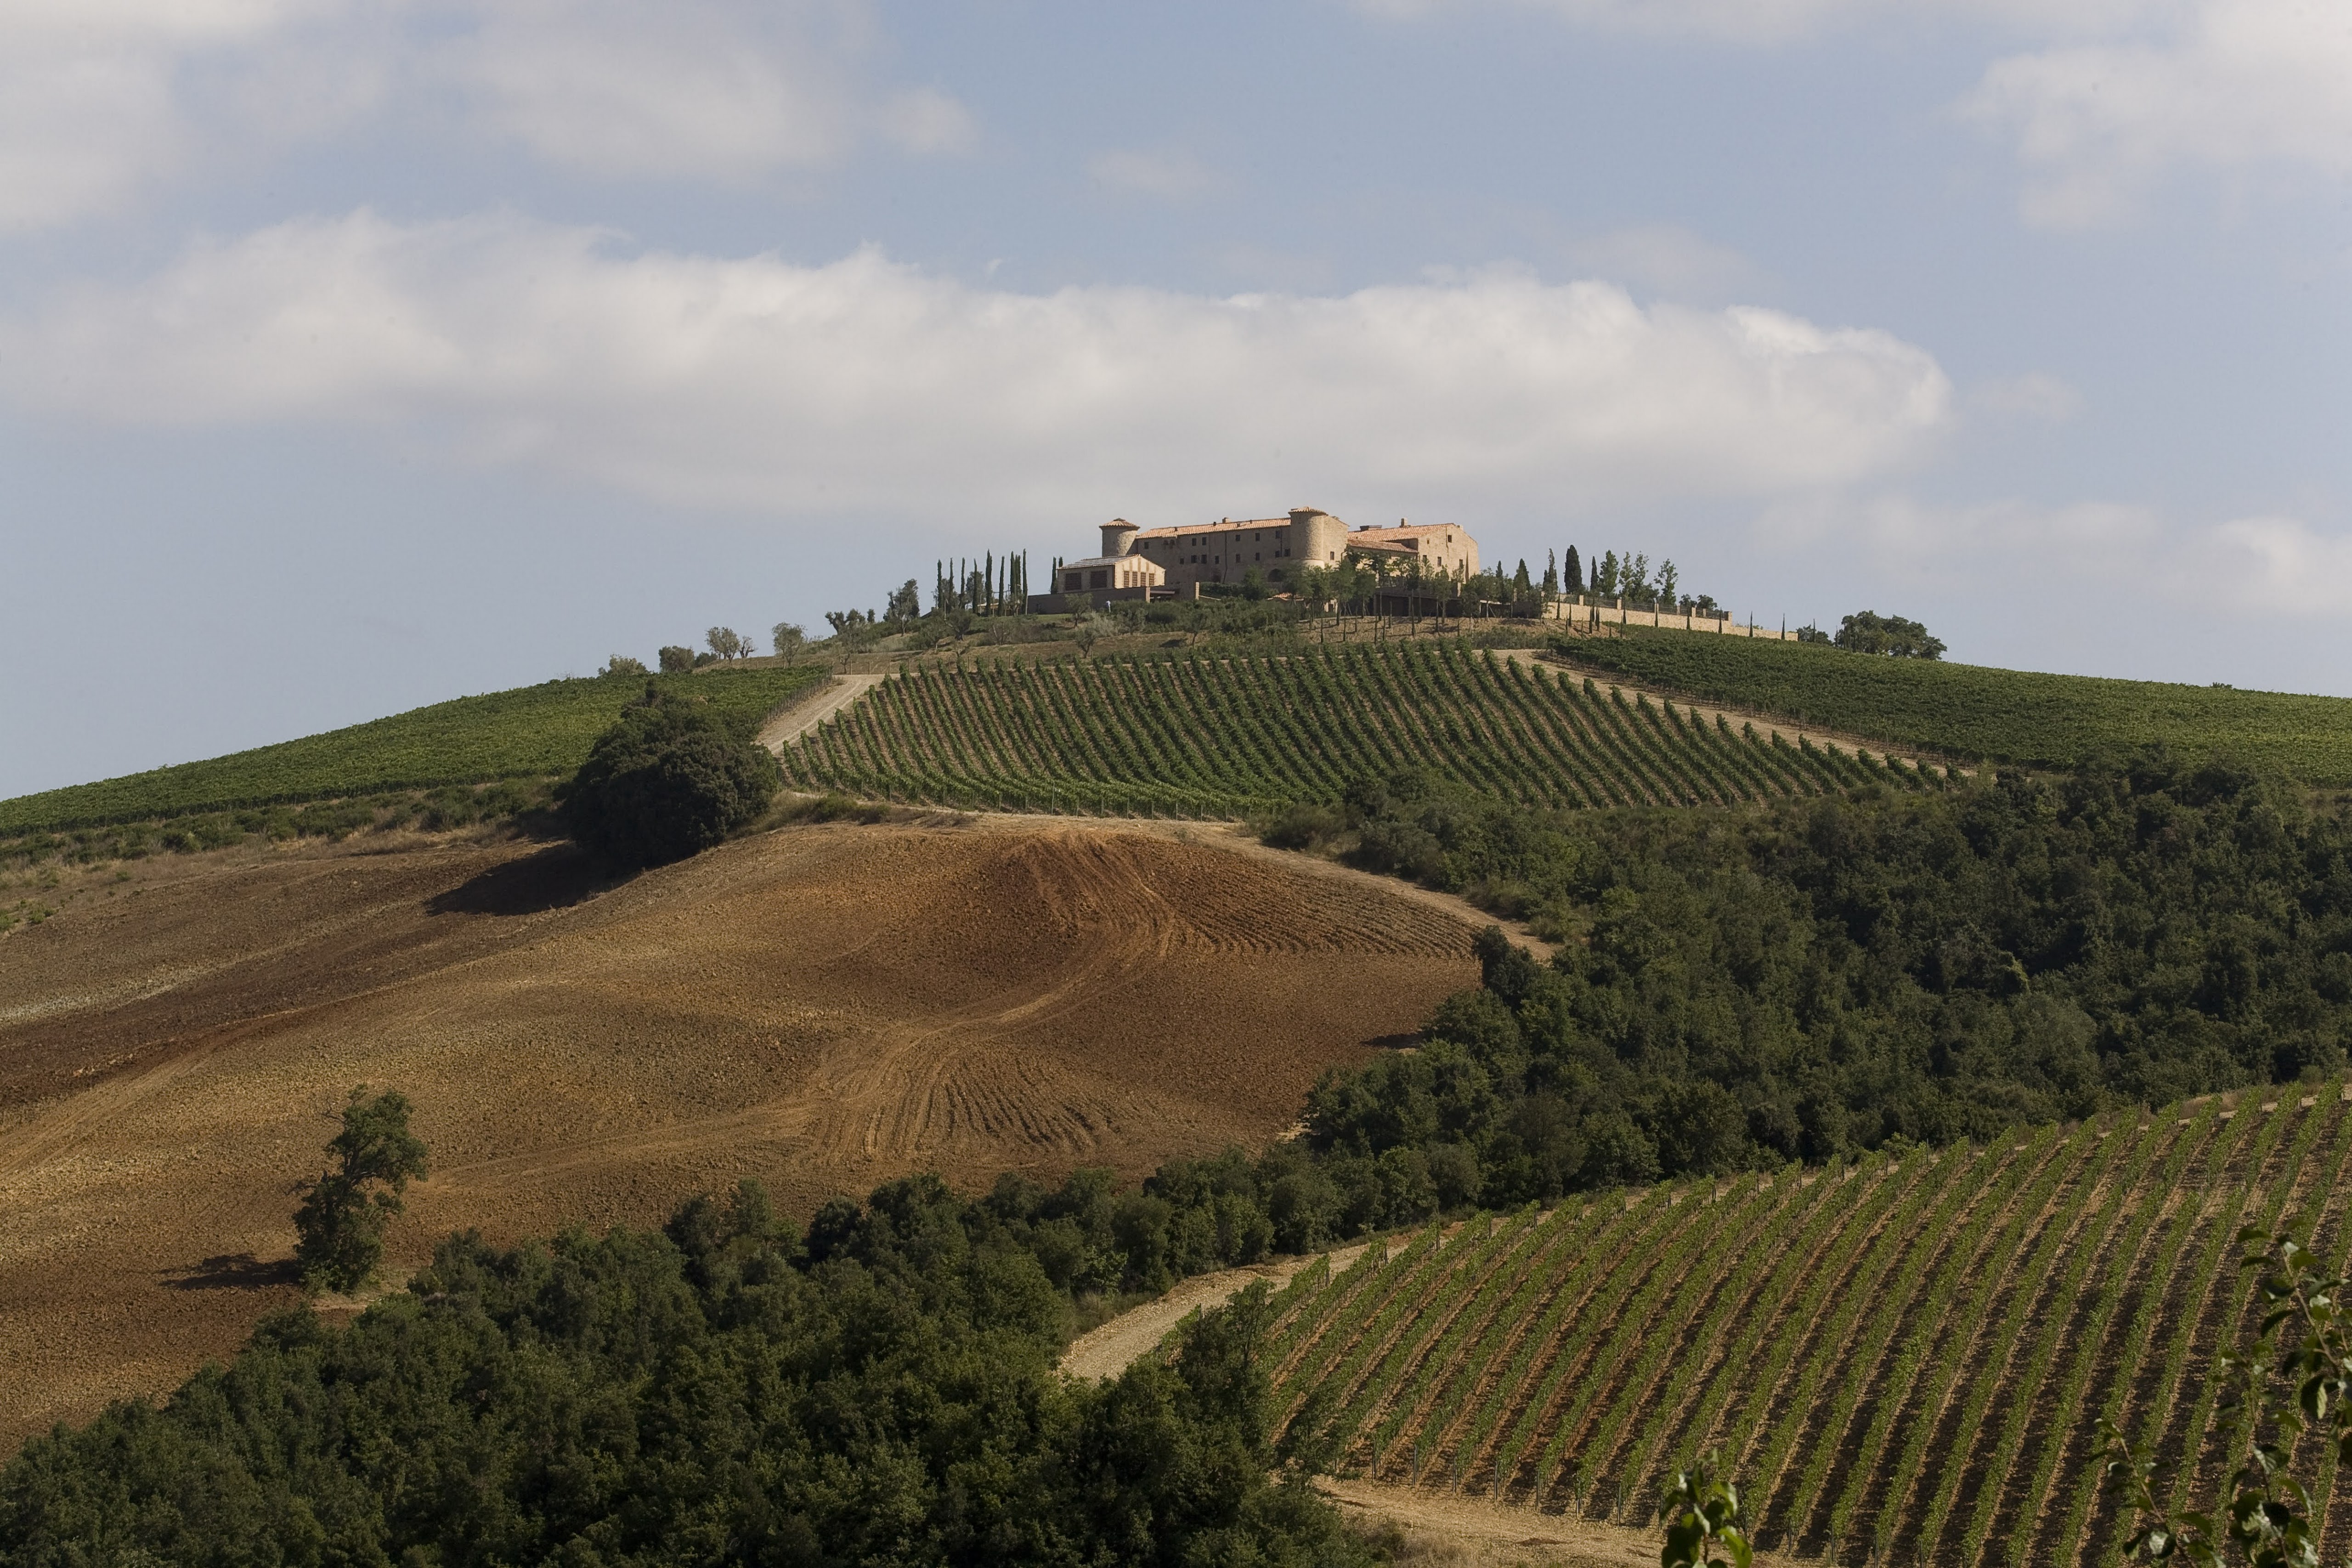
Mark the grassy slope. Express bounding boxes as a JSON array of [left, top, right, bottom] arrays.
[[1553, 628, 2352, 784], [0, 666, 821, 835]]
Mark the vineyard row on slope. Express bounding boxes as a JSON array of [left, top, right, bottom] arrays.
[[1257, 1086, 2352, 1568], [778, 644, 1951, 816]]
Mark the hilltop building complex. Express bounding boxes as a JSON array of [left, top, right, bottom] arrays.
[[1036, 508, 1482, 608]]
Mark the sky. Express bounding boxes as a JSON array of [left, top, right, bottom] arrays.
[[2, 0, 2348, 800]]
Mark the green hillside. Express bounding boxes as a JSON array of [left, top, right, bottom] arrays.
[[1261, 1087, 2352, 1568], [1554, 628, 2352, 783], [780, 643, 1946, 815], [0, 666, 820, 835]]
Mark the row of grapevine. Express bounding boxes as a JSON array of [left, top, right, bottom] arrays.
[[1262, 1086, 2352, 1566], [779, 644, 1949, 817]]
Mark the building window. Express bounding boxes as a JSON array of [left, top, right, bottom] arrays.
[[1090, 568, 1110, 589], [1063, 572, 1082, 591]]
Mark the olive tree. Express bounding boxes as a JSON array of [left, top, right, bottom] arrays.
[[294, 1087, 429, 1292]]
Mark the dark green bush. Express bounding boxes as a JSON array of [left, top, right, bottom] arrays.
[[559, 691, 780, 868]]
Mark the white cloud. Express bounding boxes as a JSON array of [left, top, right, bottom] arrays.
[[1972, 371, 2082, 422], [1565, 224, 1759, 301], [438, 0, 941, 180], [0, 0, 970, 229], [1758, 492, 2352, 620], [0, 0, 326, 230], [1760, 492, 2155, 574], [876, 88, 977, 157], [1962, 0, 2352, 227], [1087, 147, 1221, 201], [0, 212, 1956, 520], [1359, 0, 2350, 224], [2205, 515, 2352, 613], [1350, 0, 2153, 46]]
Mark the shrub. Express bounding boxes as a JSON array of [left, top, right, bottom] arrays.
[[601, 654, 648, 677], [656, 645, 696, 673], [1259, 802, 1342, 851], [559, 691, 781, 868]]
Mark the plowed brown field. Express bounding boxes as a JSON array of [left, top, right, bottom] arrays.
[[0, 820, 1475, 1446]]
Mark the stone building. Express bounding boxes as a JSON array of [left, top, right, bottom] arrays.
[[1031, 508, 1484, 610], [1045, 520, 1168, 608], [1340, 521, 1480, 583], [1126, 508, 1354, 591]]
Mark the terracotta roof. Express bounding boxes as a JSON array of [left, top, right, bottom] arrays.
[[1347, 524, 1461, 543], [1131, 517, 1292, 539]]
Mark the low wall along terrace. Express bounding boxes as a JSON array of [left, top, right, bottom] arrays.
[[1545, 599, 1798, 640]]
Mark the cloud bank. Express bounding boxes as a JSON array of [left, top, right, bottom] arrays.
[[1362, 0, 2352, 225], [1962, 0, 2352, 226], [0, 212, 1955, 522], [1760, 492, 2352, 620], [0, 0, 971, 231]]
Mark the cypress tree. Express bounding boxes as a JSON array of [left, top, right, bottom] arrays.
[[1565, 545, 1583, 592]]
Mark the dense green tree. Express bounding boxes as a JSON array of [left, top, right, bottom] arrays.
[[1834, 609, 1945, 659], [559, 689, 780, 868], [1314, 753, 2352, 1187], [0, 1179, 1377, 1568], [885, 579, 924, 626], [292, 1087, 428, 1291]]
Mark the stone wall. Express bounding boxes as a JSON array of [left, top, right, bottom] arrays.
[[1543, 599, 1798, 640]]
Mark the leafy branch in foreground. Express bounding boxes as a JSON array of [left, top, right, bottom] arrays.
[[1662, 1447, 1753, 1568], [2101, 1225, 2352, 1568]]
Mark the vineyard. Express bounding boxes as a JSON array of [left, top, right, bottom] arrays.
[[1252, 1087, 2352, 1567], [779, 645, 1948, 815], [1556, 628, 2352, 785], [0, 666, 820, 835]]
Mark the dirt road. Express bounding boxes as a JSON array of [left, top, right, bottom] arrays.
[[756, 673, 886, 753]]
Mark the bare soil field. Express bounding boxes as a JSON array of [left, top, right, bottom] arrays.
[[0, 818, 1475, 1447]]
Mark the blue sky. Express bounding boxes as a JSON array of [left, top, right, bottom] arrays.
[[3, 0, 2347, 799]]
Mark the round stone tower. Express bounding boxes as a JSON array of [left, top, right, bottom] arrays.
[[1100, 518, 1138, 557]]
